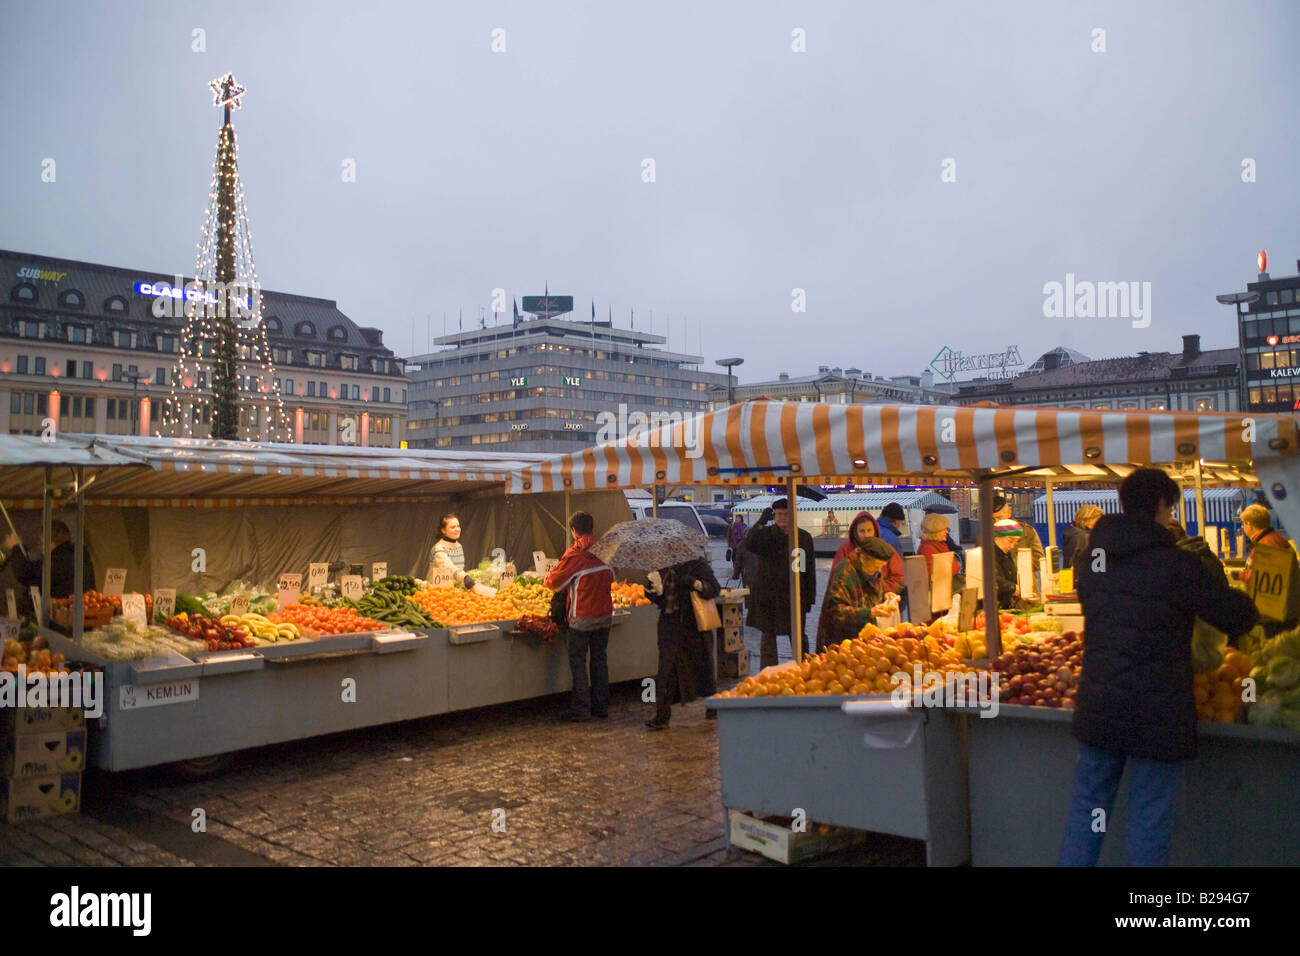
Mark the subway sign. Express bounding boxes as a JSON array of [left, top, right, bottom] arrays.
[[134, 281, 250, 310]]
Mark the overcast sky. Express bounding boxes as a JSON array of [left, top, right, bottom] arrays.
[[3, 0, 1297, 385]]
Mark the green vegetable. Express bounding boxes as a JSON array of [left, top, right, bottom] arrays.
[[1191, 619, 1228, 673], [174, 592, 208, 616], [1279, 709, 1300, 734], [1266, 656, 1300, 690]]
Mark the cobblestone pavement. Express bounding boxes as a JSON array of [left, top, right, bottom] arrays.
[[1, 539, 926, 867]]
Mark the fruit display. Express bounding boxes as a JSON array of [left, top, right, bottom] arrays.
[[990, 631, 1083, 709], [612, 580, 652, 608], [199, 581, 277, 617], [220, 613, 303, 644], [269, 604, 390, 635], [465, 559, 512, 588], [409, 587, 521, 626], [82, 619, 208, 660], [499, 578, 554, 616], [1194, 649, 1253, 724], [1246, 628, 1300, 731], [51, 590, 152, 629], [3, 637, 73, 674], [165, 612, 256, 652], [719, 627, 974, 699], [515, 614, 560, 644]]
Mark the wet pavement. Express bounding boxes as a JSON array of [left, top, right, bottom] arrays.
[[0, 538, 926, 866]]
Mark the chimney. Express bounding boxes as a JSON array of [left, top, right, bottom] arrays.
[[817, 365, 830, 373], [845, 367, 861, 377], [920, 369, 934, 390], [778, 372, 789, 381], [831, 367, 842, 376], [1182, 334, 1200, 358]]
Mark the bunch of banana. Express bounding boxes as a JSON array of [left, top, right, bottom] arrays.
[[356, 588, 436, 629], [221, 613, 301, 643]]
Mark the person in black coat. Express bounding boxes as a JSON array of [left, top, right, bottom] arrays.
[[741, 498, 816, 669], [646, 556, 720, 730], [2, 521, 96, 614], [1061, 504, 1103, 572], [1059, 468, 1258, 867]]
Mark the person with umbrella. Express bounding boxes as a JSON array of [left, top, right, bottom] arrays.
[[742, 498, 816, 669]]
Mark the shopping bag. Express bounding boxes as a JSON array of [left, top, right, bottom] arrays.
[[691, 591, 722, 631]]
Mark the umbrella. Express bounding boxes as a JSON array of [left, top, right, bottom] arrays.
[[922, 502, 958, 514], [591, 518, 709, 570], [797, 486, 828, 502]]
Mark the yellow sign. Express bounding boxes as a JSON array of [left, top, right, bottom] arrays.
[[1248, 545, 1298, 623], [399, 440, 408, 449]]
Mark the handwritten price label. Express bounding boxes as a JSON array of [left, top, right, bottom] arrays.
[[229, 593, 251, 615], [122, 593, 148, 630], [538, 558, 559, 575], [532, 551, 547, 574], [498, 571, 516, 590], [153, 588, 176, 621], [428, 568, 453, 589], [372, 562, 388, 582], [103, 568, 127, 597], [277, 573, 303, 611], [308, 563, 329, 592], [340, 575, 364, 600], [0, 619, 18, 639]]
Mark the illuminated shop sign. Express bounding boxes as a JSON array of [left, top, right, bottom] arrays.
[[134, 281, 250, 310], [509, 377, 529, 387], [564, 422, 584, 431], [510, 423, 529, 431], [562, 376, 582, 387], [16, 266, 67, 283]]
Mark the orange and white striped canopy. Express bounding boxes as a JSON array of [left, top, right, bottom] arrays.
[[506, 401, 1300, 493]]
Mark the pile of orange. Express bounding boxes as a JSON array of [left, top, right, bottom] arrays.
[[718, 633, 974, 698], [1195, 649, 1253, 724], [271, 605, 389, 635], [409, 587, 521, 626], [611, 580, 652, 607]]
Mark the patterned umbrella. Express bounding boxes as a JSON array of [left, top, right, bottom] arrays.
[[591, 518, 709, 570]]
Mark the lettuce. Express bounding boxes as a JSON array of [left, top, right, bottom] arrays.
[[1266, 656, 1300, 690]]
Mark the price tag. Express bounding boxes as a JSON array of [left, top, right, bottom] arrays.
[[229, 593, 251, 615], [122, 593, 148, 630], [539, 558, 559, 575], [308, 563, 329, 592], [5, 589, 15, 620], [29, 586, 42, 623], [499, 571, 516, 590], [277, 573, 303, 611], [1248, 544, 1298, 622], [532, 551, 547, 574], [153, 588, 176, 621], [0, 619, 18, 639], [103, 568, 127, 597], [372, 562, 388, 582], [341, 575, 364, 600], [428, 568, 453, 589]]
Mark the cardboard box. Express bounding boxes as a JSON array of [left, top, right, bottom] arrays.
[[728, 809, 866, 864], [722, 625, 745, 652], [0, 772, 81, 823], [0, 706, 85, 737], [722, 603, 744, 626], [3, 729, 87, 778], [720, 648, 749, 678]]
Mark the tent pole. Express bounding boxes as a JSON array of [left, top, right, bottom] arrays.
[[39, 467, 53, 630], [1045, 479, 1057, 552], [787, 476, 803, 662], [978, 474, 1001, 659], [564, 490, 572, 530], [73, 466, 84, 643], [1195, 460, 1206, 537], [651, 486, 658, 518]]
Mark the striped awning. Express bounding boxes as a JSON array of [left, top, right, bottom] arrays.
[[1032, 488, 1250, 526], [505, 401, 1300, 493], [0, 434, 555, 508]]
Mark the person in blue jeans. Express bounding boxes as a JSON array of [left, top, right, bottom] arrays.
[[1059, 468, 1257, 866]]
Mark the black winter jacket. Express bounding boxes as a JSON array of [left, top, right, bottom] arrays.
[[742, 522, 816, 634], [1074, 514, 1258, 761]]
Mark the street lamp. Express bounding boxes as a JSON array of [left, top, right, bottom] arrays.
[[1216, 290, 1260, 412], [120, 369, 150, 436], [716, 357, 743, 406]]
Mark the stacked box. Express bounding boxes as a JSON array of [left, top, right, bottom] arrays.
[[722, 626, 744, 652], [716, 591, 750, 677], [1, 707, 85, 823], [720, 648, 749, 678]]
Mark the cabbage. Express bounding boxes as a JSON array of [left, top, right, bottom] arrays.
[[1278, 631, 1300, 660], [1191, 620, 1227, 673], [1248, 694, 1283, 726], [1266, 656, 1300, 690]]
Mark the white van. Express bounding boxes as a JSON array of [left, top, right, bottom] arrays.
[[625, 497, 710, 537]]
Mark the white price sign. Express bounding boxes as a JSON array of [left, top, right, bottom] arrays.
[[340, 575, 364, 600], [5, 589, 15, 620], [532, 551, 547, 574], [0, 619, 18, 640], [153, 589, 176, 621], [277, 573, 303, 610], [103, 568, 127, 597], [229, 593, 251, 615], [372, 562, 388, 582], [29, 586, 42, 623], [122, 593, 148, 630], [428, 568, 453, 589], [308, 563, 329, 592], [539, 558, 559, 575], [498, 571, 516, 590]]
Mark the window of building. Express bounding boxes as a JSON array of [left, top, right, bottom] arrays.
[[66, 359, 76, 378], [37, 394, 48, 415], [318, 381, 327, 397], [1266, 292, 1278, 306], [340, 355, 358, 371], [16, 355, 27, 374], [307, 351, 325, 367], [383, 387, 391, 403], [265, 315, 282, 332], [402, 389, 406, 403], [82, 361, 93, 379], [155, 367, 167, 385], [1283, 289, 1296, 305], [151, 402, 159, 422], [105, 295, 128, 313], [58, 289, 84, 309], [71, 396, 81, 417], [22, 394, 34, 414], [328, 326, 347, 342], [1196, 398, 1215, 412], [296, 321, 316, 337], [34, 357, 45, 375], [12, 283, 37, 303], [10, 393, 19, 414], [339, 382, 347, 398], [307, 381, 316, 397], [84, 397, 95, 419], [273, 347, 289, 364], [284, 379, 294, 396], [371, 386, 379, 402], [198, 372, 206, 388]]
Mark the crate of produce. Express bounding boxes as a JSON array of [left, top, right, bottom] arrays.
[[3, 729, 87, 778], [727, 809, 866, 864], [51, 605, 114, 631], [1, 772, 81, 823], [0, 706, 84, 737]]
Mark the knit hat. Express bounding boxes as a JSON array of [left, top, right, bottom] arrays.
[[857, 537, 895, 561], [921, 513, 949, 537], [880, 503, 905, 522], [992, 493, 1009, 513], [994, 518, 1023, 538]]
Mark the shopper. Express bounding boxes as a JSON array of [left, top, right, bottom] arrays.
[[428, 513, 473, 589], [2, 520, 96, 611], [819, 511, 903, 651], [1061, 504, 1103, 570], [645, 555, 721, 730], [876, 503, 907, 555], [917, 513, 954, 573], [923, 504, 965, 572], [1237, 504, 1289, 583], [820, 537, 896, 645], [993, 492, 1045, 569], [1059, 468, 1258, 867], [742, 498, 816, 668], [726, 513, 748, 583], [545, 512, 614, 722], [991, 519, 1024, 609]]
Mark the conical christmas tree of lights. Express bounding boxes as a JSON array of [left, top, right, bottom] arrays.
[[161, 73, 290, 442]]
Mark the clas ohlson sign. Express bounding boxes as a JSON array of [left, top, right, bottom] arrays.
[[134, 278, 252, 310]]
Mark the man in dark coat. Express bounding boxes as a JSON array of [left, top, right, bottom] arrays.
[[2, 521, 96, 614], [1059, 468, 1258, 867], [742, 498, 816, 669], [646, 555, 720, 730]]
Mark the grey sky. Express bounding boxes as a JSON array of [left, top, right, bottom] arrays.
[[3, 0, 1297, 385]]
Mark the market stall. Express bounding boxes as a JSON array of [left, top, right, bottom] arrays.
[[1, 435, 658, 772], [506, 400, 1300, 864]]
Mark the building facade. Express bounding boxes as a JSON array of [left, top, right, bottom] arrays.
[[2, 250, 408, 445], [404, 310, 728, 452], [1224, 256, 1300, 413], [953, 335, 1239, 412], [710, 365, 956, 409]]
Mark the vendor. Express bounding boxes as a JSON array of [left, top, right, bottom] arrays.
[[820, 536, 897, 647], [992, 519, 1024, 609], [1, 521, 97, 612], [428, 513, 473, 589]]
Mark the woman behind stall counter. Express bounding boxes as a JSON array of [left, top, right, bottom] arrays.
[[429, 514, 472, 588]]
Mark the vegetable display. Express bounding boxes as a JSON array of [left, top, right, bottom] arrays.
[[515, 615, 560, 644], [350, 577, 438, 628], [1246, 628, 1300, 732], [165, 613, 256, 652], [269, 605, 389, 635], [84, 618, 208, 660]]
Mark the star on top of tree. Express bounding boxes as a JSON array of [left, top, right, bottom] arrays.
[[209, 73, 246, 109]]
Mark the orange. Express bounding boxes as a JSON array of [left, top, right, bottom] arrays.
[[826, 680, 845, 695]]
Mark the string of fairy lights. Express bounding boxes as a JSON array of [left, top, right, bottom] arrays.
[[160, 74, 291, 442]]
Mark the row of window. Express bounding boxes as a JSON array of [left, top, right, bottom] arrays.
[[422, 367, 712, 391], [1244, 348, 1300, 373], [1256, 288, 1300, 308], [8, 391, 152, 423], [421, 343, 713, 375], [1249, 383, 1300, 409], [418, 387, 707, 409]]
